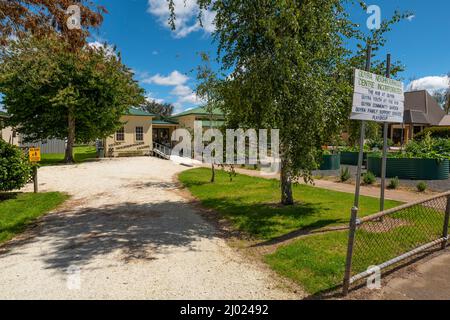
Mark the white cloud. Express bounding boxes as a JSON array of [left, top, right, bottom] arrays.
[[143, 70, 189, 86], [407, 75, 450, 94], [147, 0, 216, 38], [88, 41, 116, 57], [171, 84, 193, 96], [178, 92, 202, 104], [145, 93, 165, 104]]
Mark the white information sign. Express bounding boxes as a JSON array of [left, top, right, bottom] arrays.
[[351, 68, 404, 123]]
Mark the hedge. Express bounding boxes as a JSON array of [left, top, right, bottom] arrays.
[[415, 127, 450, 140]]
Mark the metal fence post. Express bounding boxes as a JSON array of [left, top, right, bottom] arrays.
[[442, 195, 450, 250], [343, 206, 359, 296]]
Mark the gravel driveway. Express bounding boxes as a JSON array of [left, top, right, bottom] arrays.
[[0, 157, 300, 300]]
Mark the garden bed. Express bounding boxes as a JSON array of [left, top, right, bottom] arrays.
[[367, 157, 449, 180], [340, 151, 368, 166], [320, 154, 340, 170]]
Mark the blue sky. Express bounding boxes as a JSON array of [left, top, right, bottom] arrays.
[[93, 0, 450, 113], [2, 1, 449, 113]]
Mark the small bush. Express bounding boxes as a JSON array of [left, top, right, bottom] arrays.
[[340, 167, 351, 182], [417, 182, 428, 193], [363, 171, 376, 185], [415, 127, 450, 141], [0, 139, 32, 192], [388, 177, 400, 190]]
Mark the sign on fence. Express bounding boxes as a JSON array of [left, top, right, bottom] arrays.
[[29, 147, 41, 162], [351, 69, 404, 123]]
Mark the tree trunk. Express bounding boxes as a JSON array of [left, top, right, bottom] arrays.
[[211, 163, 215, 183], [64, 109, 75, 163], [280, 157, 294, 205]]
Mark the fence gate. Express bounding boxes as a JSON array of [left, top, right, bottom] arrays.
[[343, 191, 450, 295]]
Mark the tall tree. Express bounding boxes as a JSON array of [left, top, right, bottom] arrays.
[[141, 100, 174, 117], [196, 52, 221, 183], [0, 0, 107, 162], [167, 0, 407, 205], [0, 36, 145, 159]]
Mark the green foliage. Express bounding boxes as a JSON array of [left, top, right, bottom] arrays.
[[0, 36, 145, 153], [414, 127, 450, 141], [371, 134, 450, 161], [363, 171, 376, 185], [141, 100, 174, 117], [416, 182, 427, 193], [388, 177, 400, 190], [366, 136, 394, 150], [0, 139, 32, 192], [340, 166, 351, 182]]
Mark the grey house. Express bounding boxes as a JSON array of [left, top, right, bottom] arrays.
[[389, 90, 449, 144]]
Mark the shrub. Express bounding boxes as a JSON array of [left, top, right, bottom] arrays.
[[415, 127, 450, 141], [0, 139, 32, 192], [340, 167, 351, 182], [417, 182, 427, 193], [363, 171, 376, 185], [388, 177, 400, 190]]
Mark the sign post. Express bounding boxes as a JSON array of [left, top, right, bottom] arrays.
[[343, 44, 372, 296], [380, 54, 392, 212], [29, 147, 41, 193], [343, 49, 405, 295]]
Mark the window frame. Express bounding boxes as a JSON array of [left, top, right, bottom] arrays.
[[135, 126, 144, 142], [116, 127, 125, 141]]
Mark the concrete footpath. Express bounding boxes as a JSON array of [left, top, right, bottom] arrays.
[[233, 167, 433, 204]]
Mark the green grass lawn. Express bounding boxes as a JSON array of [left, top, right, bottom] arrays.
[[179, 168, 401, 239], [265, 205, 448, 295], [40, 145, 97, 166], [0, 192, 69, 244]]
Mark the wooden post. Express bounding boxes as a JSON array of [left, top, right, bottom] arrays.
[[33, 166, 38, 193]]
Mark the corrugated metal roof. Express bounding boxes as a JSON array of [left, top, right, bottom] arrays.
[[152, 119, 179, 125], [126, 107, 155, 117], [172, 106, 224, 118]]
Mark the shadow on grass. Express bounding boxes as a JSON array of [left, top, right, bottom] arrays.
[[197, 196, 339, 240], [0, 193, 19, 202]]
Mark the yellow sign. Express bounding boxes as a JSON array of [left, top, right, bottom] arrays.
[[29, 147, 41, 162]]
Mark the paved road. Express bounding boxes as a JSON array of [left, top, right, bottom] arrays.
[[358, 249, 450, 300], [0, 158, 300, 300]]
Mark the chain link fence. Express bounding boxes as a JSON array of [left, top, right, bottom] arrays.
[[343, 191, 450, 294]]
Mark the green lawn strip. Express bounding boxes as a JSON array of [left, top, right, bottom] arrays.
[[266, 206, 448, 295], [178, 168, 402, 240], [40, 146, 97, 166], [0, 192, 69, 243]]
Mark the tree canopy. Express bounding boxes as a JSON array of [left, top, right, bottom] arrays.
[[0, 36, 145, 161], [167, 0, 407, 205], [0, 0, 106, 48], [141, 100, 174, 117]]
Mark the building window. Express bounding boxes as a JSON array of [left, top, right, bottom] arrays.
[[116, 127, 125, 141], [135, 126, 144, 141]]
